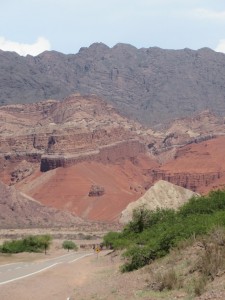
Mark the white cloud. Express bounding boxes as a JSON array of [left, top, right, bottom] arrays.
[[193, 8, 225, 20], [0, 37, 51, 56], [215, 39, 225, 54]]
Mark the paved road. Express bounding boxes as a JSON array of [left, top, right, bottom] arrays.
[[0, 252, 92, 285]]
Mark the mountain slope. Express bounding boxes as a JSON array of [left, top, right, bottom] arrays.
[[1, 44, 225, 125], [0, 180, 83, 228], [16, 156, 159, 222]]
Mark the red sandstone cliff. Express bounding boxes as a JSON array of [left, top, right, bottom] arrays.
[[149, 136, 225, 194]]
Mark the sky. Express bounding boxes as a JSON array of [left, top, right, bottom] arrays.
[[0, 0, 225, 56]]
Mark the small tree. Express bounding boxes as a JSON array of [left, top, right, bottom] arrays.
[[62, 240, 78, 252], [37, 235, 52, 255]]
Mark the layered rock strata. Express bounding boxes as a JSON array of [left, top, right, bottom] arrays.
[[150, 170, 222, 192], [0, 94, 150, 180], [41, 139, 145, 171]]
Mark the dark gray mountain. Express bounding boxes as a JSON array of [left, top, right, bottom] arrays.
[[1, 43, 225, 125]]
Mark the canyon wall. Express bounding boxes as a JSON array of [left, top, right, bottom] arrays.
[[40, 139, 146, 171], [150, 170, 223, 192]]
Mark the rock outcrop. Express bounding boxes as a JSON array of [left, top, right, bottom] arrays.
[[119, 180, 198, 224], [88, 185, 105, 197], [10, 161, 34, 184]]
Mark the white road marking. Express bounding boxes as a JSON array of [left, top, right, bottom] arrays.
[[0, 262, 60, 285], [42, 252, 76, 263], [0, 262, 23, 267], [0, 252, 74, 268], [69, 253, 93, 263]]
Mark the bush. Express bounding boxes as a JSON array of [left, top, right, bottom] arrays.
[[1, 239, 25, 253], [124, 207, 176, 234], [0, 235, 52, 254], [121, 245, 157, 272], [179, 190, 225, 217], [103, 189, 225, 272], [62, 240, 78, 252], [103, 231, 123, 249]]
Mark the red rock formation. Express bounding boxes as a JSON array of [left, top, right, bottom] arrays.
[[149, 136, 225, 194], [2, 96, 225, 223], [40, 139, 146, 171]]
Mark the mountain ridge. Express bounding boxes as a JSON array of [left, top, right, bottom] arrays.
[[1, 43, 225, 125]]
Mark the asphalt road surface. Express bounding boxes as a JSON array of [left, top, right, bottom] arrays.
[[0, 251, 92, 285]]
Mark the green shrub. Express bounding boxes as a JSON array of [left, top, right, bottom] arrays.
[[104, 189, 225, 272], [124, 207, 176, 234], [121, 245, 156, 272], [179, 190, 225, 217], [1, 239, 25, 253], [103, 231, 123, 249], [0, 235, 52, 254]]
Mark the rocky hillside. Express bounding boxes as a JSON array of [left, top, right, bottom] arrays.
[[0, 94, 160, 222], [0, 94, 152, 183], [0, 180, 83, 228], [119, 180, 198, 224], [1, 95, 225, 222], [1, 44, 225, 125]]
